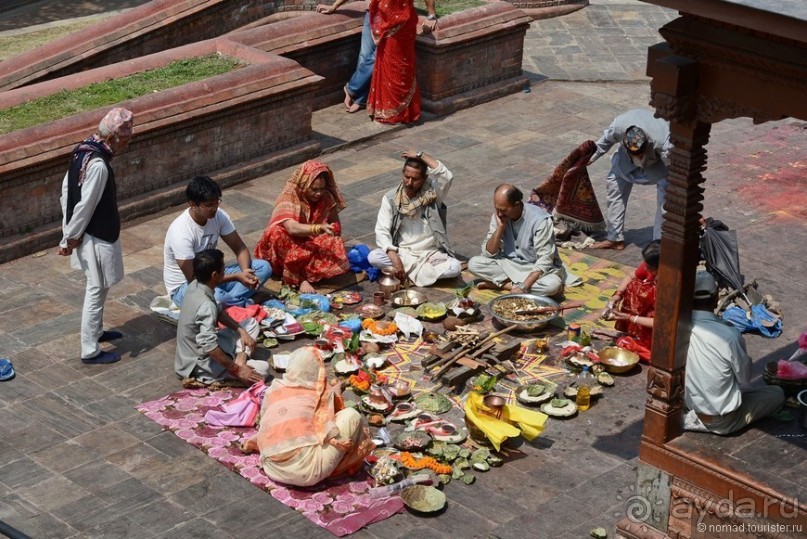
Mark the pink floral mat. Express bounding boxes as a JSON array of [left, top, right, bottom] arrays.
[[136, 388, 403, 536]]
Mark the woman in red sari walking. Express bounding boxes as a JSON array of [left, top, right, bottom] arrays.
[[366, 0, 421, 124], [254, 161, 350, 294]]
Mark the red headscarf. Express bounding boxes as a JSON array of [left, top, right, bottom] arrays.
[[268, 160, 346, 229]]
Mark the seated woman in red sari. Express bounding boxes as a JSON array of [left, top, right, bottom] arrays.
[[241, 347, 373, 487], [254, 161, 350, 294], [604, 240, 660, 361], [366, 0, 421, 124]]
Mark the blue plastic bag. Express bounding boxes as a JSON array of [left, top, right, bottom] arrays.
[[339, 318, 363, 333], [348, 244, 380, 282], [721, 304, 782, 338]]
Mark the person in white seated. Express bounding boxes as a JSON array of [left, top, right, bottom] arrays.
[[368, 150, 462, 286], [683, 271, 785, 435], [163, 175, 271, 308], [468, 184, 567, 298], [174, 249, 267, 386]]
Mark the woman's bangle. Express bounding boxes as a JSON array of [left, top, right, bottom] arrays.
[[632, 315, 639, 324]]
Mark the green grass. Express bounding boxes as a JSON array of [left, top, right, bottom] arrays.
[[0, 20, 100, 61], [414, 0, 486, 18], [0, 54, 243, 135]]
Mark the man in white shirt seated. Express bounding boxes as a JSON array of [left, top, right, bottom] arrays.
[[368, 150, 462, 287], [163, 176, 271, 308], [684, 271, 785, 434]]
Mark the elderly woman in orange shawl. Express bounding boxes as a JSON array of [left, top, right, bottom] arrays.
[[241, 347, 373, 487], [254, 161, 350, 294]]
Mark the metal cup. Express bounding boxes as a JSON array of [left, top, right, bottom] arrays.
[[373, 292, 385, 306]]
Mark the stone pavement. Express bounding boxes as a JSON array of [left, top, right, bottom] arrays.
[[2, 2, 807, 538]]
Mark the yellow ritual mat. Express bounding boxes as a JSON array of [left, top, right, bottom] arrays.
[[374, 249, 631, 403]]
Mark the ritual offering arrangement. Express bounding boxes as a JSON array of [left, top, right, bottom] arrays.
[[414, 392, 453, 414], [360, 319, 399, 344], [390, 289, 426, 307], [330, 290, 362, 306], [516, 382, 556, 405], [364, 354, 386, 370], [361, 384, 395, 414], [390, 306, 418, 319], [400, 485, 446, 514], [359, 304, 385, 319], [334, 357, 362, 375], [449, 297, 482, 321], [416, 302, 448, 321], [597, 372, 615, 386], [388, 379, 412, 399], [393, 430, 432, 451], [540, 398, 578, 418], [488, 293, 560, 331], [564, 383, 604, 399], [388, 402, 421, 422]]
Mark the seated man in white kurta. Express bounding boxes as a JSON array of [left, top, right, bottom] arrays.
[[468, 184, 567, 298], [368, 150, 462, 287]]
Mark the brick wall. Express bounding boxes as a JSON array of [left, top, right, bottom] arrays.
[[417, 2, 532, 116], [0, 38, 322, 263], [0, 1, 536, 262]]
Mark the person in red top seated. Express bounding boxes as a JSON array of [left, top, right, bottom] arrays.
[[253, 161, 350, 294], [604, 240, 660, 361]]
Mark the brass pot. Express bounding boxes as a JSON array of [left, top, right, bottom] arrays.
[[377, 267, 401, 298]]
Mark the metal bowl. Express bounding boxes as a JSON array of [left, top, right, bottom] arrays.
[[390, 289, 426, 308], [487, 293, 559, 331], [598, 346, 640, 373]]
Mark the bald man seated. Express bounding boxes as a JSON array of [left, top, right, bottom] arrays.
[[467, 184, 567, 298]]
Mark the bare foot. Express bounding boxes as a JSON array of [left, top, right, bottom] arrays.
[[476, 280, 500, 290], [299, 280, 316, 294], [346, 102, 362, 113], [344, 86, 353, 110], [591, 240, 626, 250]]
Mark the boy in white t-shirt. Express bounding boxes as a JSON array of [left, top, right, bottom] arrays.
[[163, 176, 271, 307]]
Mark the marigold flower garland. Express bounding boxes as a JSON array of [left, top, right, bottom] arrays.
[[361, 318, 398, 336]]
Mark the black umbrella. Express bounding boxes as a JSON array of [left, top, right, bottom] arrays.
[[700, 220, 750, 303]]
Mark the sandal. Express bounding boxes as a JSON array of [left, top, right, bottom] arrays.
[[0, 358, 14, 381]]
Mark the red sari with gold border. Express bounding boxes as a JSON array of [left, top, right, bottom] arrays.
[[254, 161, 350, 287], [366, 0, 421, 124]]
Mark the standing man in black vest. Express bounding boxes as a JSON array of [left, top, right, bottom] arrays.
[[58, 107, 134, 365]]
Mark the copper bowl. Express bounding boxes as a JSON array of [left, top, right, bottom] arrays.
[[598, 346, 640, 374], [482, 394, 507, 419]]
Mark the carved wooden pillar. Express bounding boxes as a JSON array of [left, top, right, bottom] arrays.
[[642, 47, 711, 444]]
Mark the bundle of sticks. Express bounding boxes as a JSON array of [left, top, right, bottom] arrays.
[[423, 324, 520, 382]]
